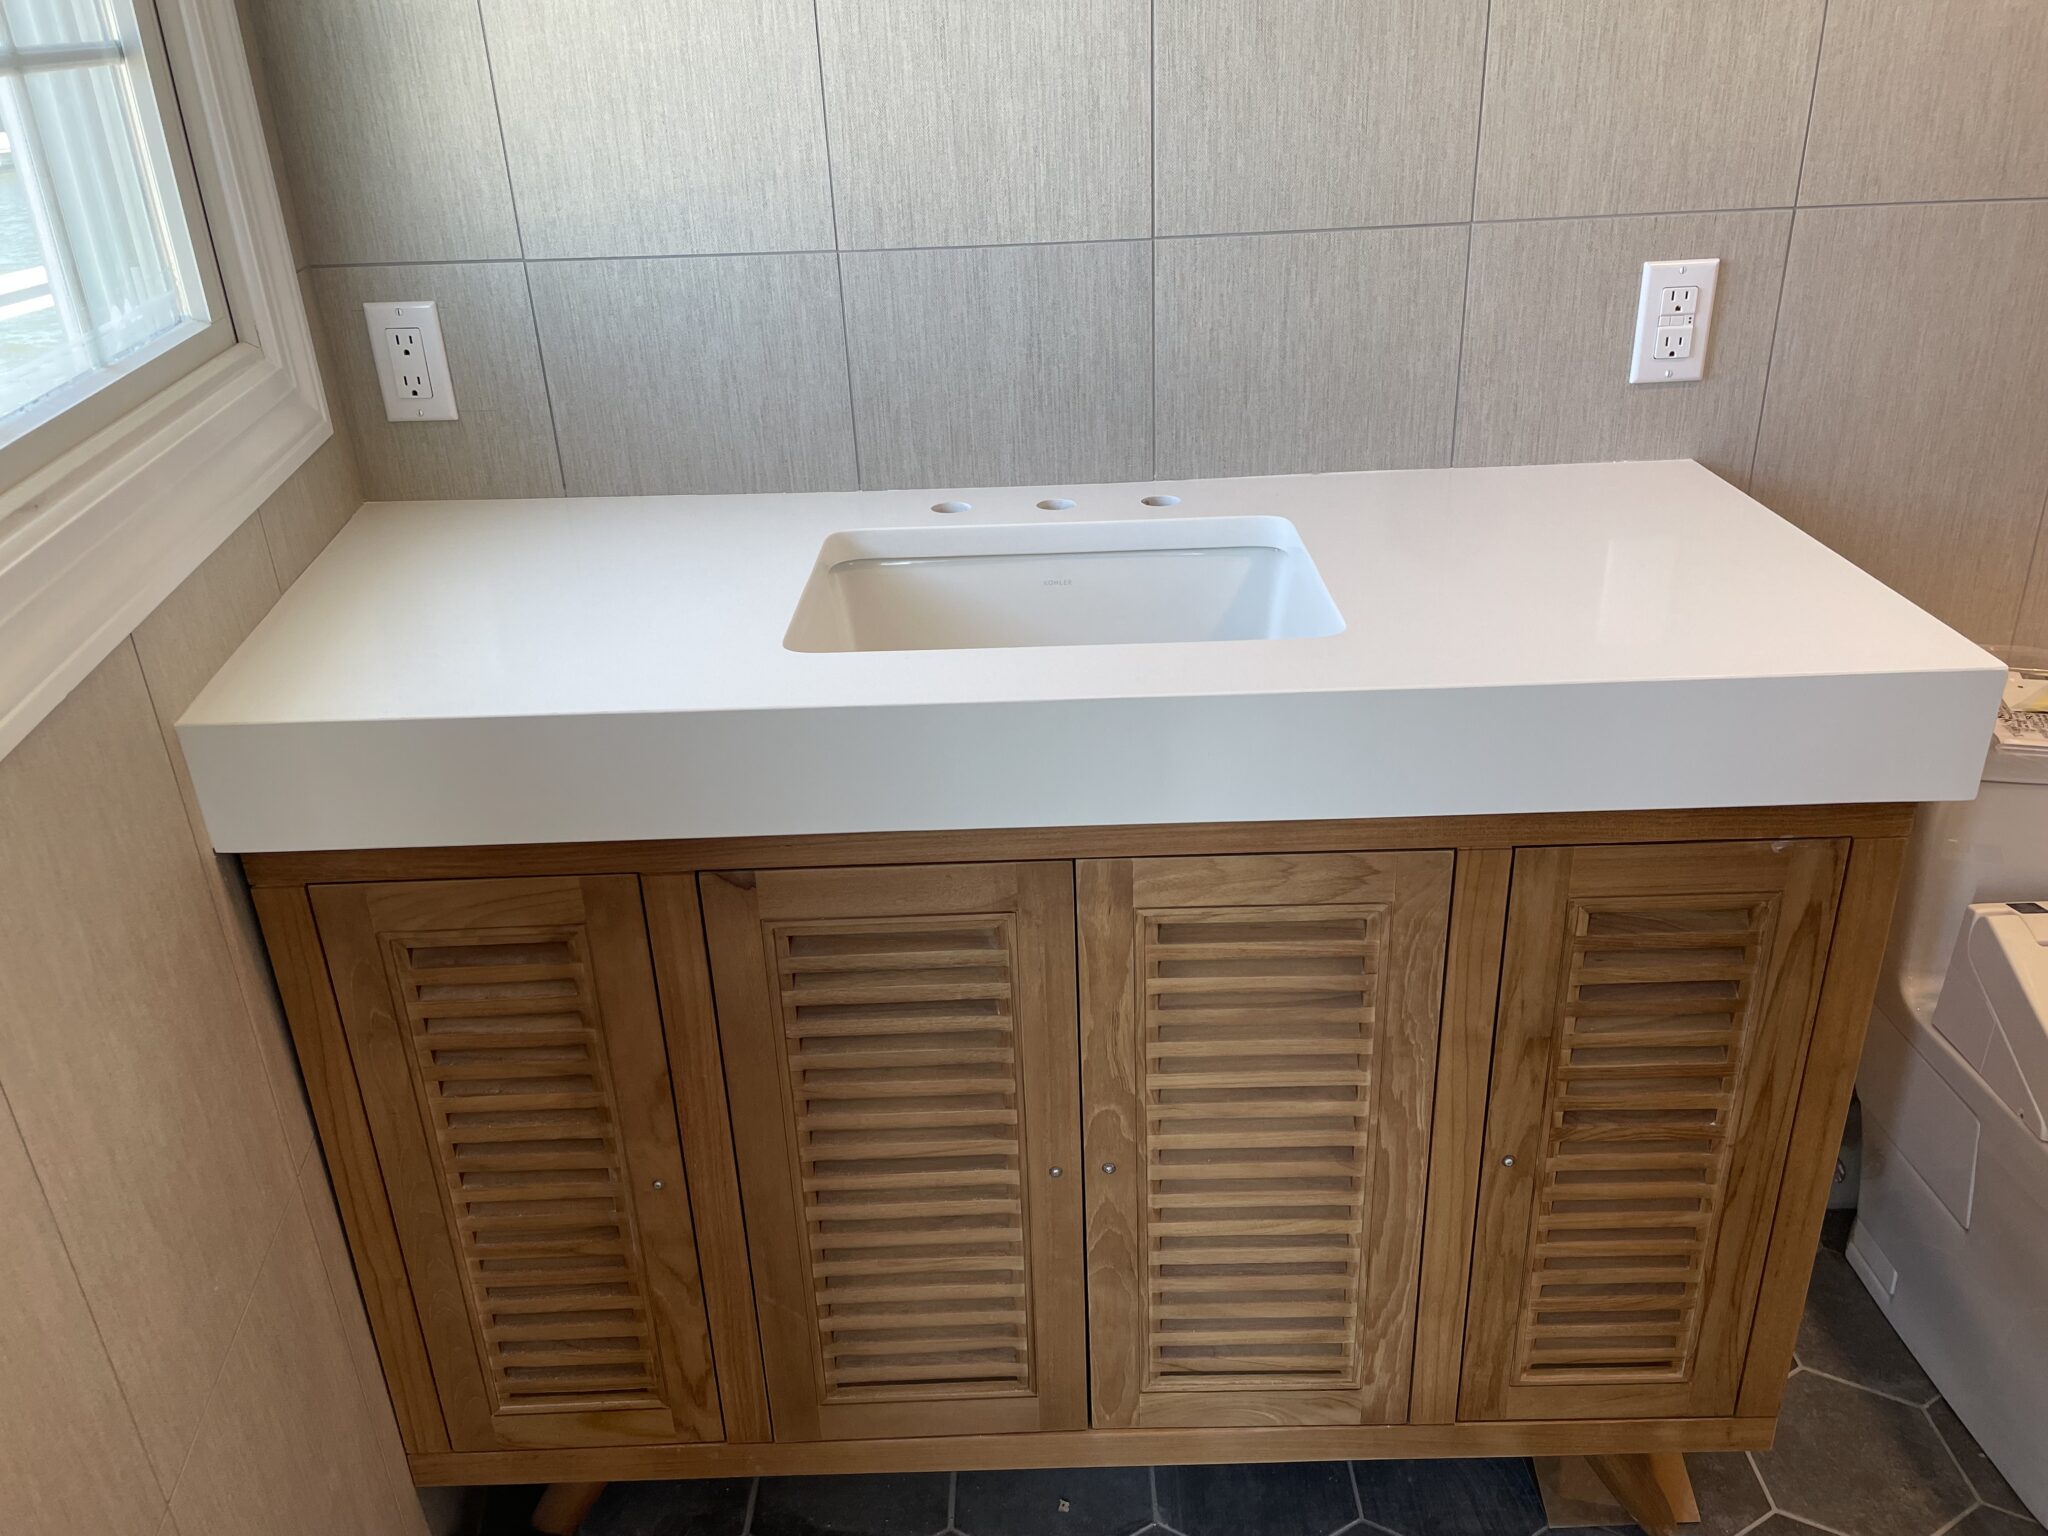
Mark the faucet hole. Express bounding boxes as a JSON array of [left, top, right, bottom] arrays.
[[1036, 498, 1076, 510], [931, 501, 971, 514], [1141, 494, 1181, 507]]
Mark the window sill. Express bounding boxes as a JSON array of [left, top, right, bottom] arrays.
[[0, 0, 327, 761]]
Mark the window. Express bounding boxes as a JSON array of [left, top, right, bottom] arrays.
[[0, 0, 229, 477]]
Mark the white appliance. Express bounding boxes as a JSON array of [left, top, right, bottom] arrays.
[[1851, 673, 2048, 1522]]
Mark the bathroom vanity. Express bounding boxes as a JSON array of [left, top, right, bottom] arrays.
[[186, 462, 2004, 1532]]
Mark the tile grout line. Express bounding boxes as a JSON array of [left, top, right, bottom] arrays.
[[1448, 0, 1494, 465], [469, 0, 568, 496], [0, 1061, 177, 1513], [291, 192, 2048, 276], [1746, 0, 1832, 488], [1795, 1360, 1947, 1410], [740, 1474, 759, 1536], [810, 0, 863, 490]]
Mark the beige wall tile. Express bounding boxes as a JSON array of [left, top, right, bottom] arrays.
[[310, 263, 561, 501], [2011, 520, 2048, 663], [818, 0, 1150, 248], [842, 241, 1152, 488], [529, 256, 856, 495], [1800, 0, 2048, 205], [0, 1091, 167, 1536], [1473, 0, 1826, 219], [169, 1193, 427, 1536], [1751, 201, 2048, 645], [483, 0, 833, 259], [132, 518, 314, 1165], [1455, 210, 1792, 482], [1156, 227, 1467, 477], [0, 646, 297, 1486], [260, 431, 365, 590], [245, 0, 518, 264], [1155, 0, 1487, 235]]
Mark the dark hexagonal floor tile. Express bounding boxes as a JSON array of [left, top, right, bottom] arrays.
[[1352, 1457, 1543, 1536], [1930, 1399, 2034, 1518], [751, 1471, 952, 1536], [1794, 1243, 1936, 1404], [1686, 1450, 1773, 1536], [1738, 1518, 1844, 1536], [1755, 1371, 1973, 1536], [581, 1477, 752, 1536], [954, 1466, 1154, 1536], [1950, 1508, 2048, 1536], [1154, 1460, 1357, 1536]]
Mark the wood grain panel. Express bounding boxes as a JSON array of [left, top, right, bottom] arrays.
[[312, 876, 722, 1450], [700, 862, 1085, 1441], [240, 806, 1917, 888], [1410, 848, 1515, 1423], [1461, 841, 1845, 1421], [410, 1411, 1776, 1485], [1082, 852, 1452, 1427]]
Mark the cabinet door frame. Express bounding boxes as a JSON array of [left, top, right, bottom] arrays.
[[700, 861, 1087, 1442], [1459, 840, 1846, 1422], [1079, 851, 1455, 1428], [312, 874, 724, 1451]]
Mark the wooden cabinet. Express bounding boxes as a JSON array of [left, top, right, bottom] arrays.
[[249, 807, 1907, 1495], [698, 862, 1087, 1441], [310, 876, 725, 1451], [1459, 841, 1845, 1422], [1077, 852, 1452, 1427]]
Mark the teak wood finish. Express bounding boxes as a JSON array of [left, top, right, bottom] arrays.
[[247, 806, 1911, 1500]]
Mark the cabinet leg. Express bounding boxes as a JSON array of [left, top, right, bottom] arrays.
[[1584, 1453, 1700, 1536], [531, 1482, 607, 1536]]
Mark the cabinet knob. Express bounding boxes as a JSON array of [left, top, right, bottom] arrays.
[[652, 1179, 666, 1191], [1500, 1156, 1516, 1169], [1101, 1162, 1117, 1175], [1049, 1166, 1063, 1178]]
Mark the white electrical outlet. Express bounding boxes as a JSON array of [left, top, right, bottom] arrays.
[[363, 300, 458, 421], [1630, 258, 1719, 384]]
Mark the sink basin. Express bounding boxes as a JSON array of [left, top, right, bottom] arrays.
[[783, 516, 1345, 653]]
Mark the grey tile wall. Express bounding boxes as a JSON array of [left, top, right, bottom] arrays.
[[247, 0, 2048, 651]]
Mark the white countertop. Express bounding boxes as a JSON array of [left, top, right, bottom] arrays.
[[180, 460, 2006, 852]]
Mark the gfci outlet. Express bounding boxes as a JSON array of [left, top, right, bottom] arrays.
[[1629, 258, 1720, 385], [363, 300, 458, 421]]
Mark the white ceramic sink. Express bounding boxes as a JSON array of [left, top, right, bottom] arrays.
[[783, 516, 1345, 653]]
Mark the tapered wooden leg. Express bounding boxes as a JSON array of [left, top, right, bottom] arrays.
[[531, 1482, 607, 1536], [1584, 1453, 1700, 1536]]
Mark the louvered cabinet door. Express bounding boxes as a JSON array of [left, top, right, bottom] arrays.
[[1459, 840, 1847, 1421], [1079, 852, 1455, 1428], [699, 862, 1086, 1441], [312, 876, 724, 1451]]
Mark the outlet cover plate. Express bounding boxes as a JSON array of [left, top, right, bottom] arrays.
[[363, 300, 458, 422], [1629, 258, 1719, 385]]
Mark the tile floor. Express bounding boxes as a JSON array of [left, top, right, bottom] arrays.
[[473, 1222, 2041, 1536]]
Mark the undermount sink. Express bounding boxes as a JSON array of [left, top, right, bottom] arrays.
[[783, 515, 1346, 653]]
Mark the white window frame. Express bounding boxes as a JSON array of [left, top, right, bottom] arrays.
[[0, 0, 327, 761]]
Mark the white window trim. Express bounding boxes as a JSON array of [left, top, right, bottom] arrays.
[[0, 0, 328, 762]]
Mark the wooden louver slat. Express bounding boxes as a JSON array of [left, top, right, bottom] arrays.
[[1511, 897, 1774, 1387], [1138, 907, 1384, 1394], [386, 927, 668, 1416], [769, 916, 1036, 1403]]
